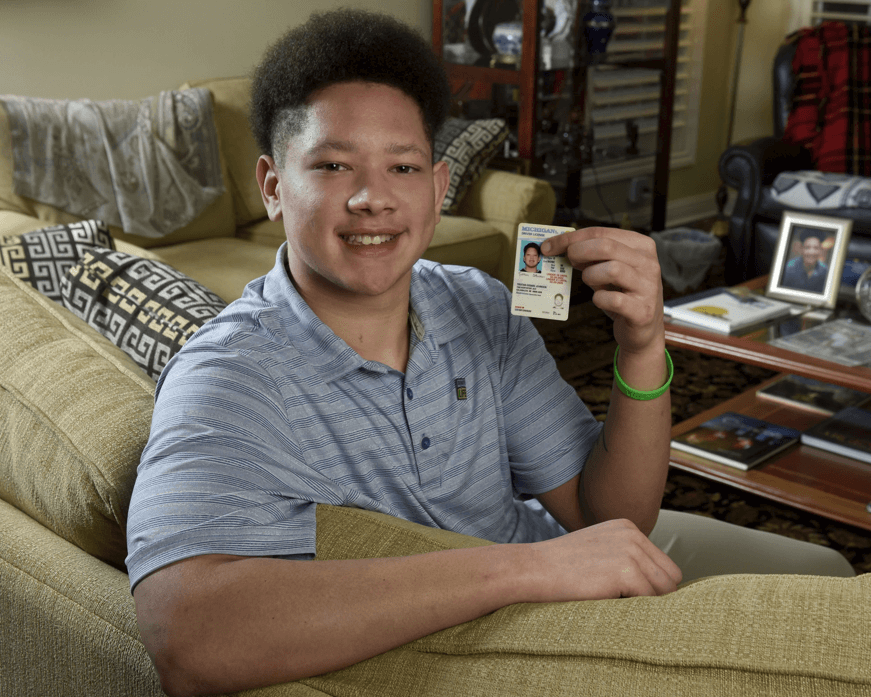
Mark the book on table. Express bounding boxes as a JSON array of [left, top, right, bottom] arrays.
[[664, 289, 796, 334], [800, 406, 871, 465], [769, 318, 871, 367], [671, 412, 801, 470], [757, 375, 870, 415]]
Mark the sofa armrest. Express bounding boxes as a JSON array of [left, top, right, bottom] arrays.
[[719, 137, 813, 192], [0, 499, 335, 697], [0, 499, 163, 697], [455, 169, 556, 231], [305, 505, 871, 697], [719, 138, 814, 282], [5, 496, 869, 697], [453, 169, 556, 284]]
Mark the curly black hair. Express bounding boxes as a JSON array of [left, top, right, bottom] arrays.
[[250, 9, 451, 162]]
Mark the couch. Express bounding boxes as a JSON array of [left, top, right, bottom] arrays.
[[2, 79, 870, 697]]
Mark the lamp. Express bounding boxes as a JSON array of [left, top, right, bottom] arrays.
[[713, 0, 753, 237]]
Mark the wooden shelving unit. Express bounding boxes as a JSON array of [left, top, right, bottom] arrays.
[[432, 0, 682, 229]]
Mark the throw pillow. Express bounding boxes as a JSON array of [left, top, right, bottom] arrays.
[[61, 248, 227, 381], [0, 220, 114, 303], [434, 118, 509, 215]]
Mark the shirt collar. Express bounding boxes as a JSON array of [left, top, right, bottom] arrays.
[[264, 246, 468, 383]]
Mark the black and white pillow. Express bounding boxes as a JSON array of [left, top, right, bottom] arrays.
[[61, 248, 227, 381], [0, 220, 114, 302], [433, 118, 509, 215]]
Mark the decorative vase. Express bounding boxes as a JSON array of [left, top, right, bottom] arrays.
[[583, 0, 615, 60], [492, 21, 523, 64]]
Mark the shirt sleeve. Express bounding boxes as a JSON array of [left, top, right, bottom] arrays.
[[125, 343, 328, 590], [494, 287, 603, 496]]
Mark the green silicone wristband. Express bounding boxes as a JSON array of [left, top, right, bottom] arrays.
[[613, 347, 673, 401]]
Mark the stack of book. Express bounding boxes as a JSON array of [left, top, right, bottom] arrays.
[[769, 319, 871, 367], [801, 406, 871, 465]]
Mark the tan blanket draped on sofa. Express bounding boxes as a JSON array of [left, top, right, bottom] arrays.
[[0, 89, 224, 238]]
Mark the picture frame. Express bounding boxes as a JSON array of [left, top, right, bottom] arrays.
[[766, 211, 852, 309]]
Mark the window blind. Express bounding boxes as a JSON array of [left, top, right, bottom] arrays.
[[805, 0, 871, 24], [582, 0, 706, 185]]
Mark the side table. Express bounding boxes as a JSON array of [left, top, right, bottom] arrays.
[[665, 279, 871, 531]]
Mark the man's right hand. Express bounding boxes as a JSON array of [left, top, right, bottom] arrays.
[[523, 518, 682, 602]]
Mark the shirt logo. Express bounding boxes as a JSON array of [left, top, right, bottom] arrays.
[[455, 378, 467, 400]]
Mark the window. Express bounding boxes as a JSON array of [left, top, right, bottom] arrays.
[[797, 0, 871, 25], [580, 0, 707, 185]]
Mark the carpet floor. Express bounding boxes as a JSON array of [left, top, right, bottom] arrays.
[[531, 237, 871, 575]]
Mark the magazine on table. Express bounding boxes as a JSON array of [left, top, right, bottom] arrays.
[[769, 319, 871, 367], [664, 288, 797, 334], [800, 406, 871, 465], [756, 375, 870, 415], [671, 412, 801, 471]]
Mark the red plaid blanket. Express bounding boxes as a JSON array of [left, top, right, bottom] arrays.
[[783, 21, 871, 176]]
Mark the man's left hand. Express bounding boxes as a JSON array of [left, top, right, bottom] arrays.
[[541, 227, 663, 354]]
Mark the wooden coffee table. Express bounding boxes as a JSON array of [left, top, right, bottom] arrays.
[[665, 278, 871, 531]]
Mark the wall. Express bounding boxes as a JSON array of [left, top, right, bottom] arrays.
[[0, 0, 797, 220], [668, 1, 795, 215], [728, 1, 795, 145], [0, 0, 430, 100]]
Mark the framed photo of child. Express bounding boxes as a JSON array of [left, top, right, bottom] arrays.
[[766, 211, 852, 309]]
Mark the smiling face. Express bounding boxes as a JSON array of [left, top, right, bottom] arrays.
[[257, 81, 449, 305], [523, 246, 540, 271], [801, 236, 822, 271]]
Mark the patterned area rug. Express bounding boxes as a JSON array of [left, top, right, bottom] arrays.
[[531, 239, 871, 575]]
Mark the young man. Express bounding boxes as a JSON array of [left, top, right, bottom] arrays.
[[520, 241, 542, 272], [782, 229, 828, 292], [126, 9, 851, 697]]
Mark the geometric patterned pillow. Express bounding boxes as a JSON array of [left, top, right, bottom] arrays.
[[0, 220, 114, 303], [769, 170, 871, 211], [433, 118, 509, 215], [60, 248, 227, 381]]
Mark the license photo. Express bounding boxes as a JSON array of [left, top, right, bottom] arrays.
[[510, 223, 574, 321]]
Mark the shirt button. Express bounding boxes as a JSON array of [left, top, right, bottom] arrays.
[[406, 388, 413, 400], [421, 436, 431, 450]]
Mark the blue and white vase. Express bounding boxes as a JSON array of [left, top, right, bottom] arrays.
[[492, 21, 523, 64]]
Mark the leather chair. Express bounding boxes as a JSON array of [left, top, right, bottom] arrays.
[[718, 31, 871, 284]]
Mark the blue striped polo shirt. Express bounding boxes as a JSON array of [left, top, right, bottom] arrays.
[[125, 246, 601, 589]]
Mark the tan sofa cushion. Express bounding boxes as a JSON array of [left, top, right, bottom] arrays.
[[0, 263, 155, 569], [149, 236, 281, 303], [457, 168, 557, 233], [180, 77, 267, 229], [423, 214, 508, 283]]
